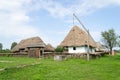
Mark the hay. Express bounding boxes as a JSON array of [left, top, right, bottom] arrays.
[[60, 25, 96, 47]]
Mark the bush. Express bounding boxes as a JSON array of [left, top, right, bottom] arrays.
[[0, 49, 11, 53], [55, 46, 63, 52]]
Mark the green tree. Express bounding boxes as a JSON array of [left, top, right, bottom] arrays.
[[117, 36, 120, 47], [101, 29, 118, 55], [0, 43, 3, 50], [11, 42, 17, 50], [55, 46, 63, 52]]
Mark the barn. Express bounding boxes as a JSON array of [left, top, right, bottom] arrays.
[[60, 25, 96, 54], [12, 37, 46, 58]]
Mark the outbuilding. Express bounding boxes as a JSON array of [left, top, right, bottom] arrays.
[[12, 37, 46, 58]]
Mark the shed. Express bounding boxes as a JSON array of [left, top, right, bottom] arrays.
[[12, 37, 46, 57]]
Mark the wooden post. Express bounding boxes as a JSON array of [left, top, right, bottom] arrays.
[[87, 30, 90, 61], [38, 48, 40, 58], [28, 48, 30, 57], [73, 13, 90, 61], [42, 48, 44, 57]]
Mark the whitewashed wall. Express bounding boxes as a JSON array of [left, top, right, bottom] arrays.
[[68, 46, 87, 53], [68, 46, 95, 53]]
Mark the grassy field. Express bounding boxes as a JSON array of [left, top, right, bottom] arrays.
[[0, 54, 120, 80], [0, 56, 41, 69]]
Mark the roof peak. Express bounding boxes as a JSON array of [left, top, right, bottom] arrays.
[[72, 25, 85, 31], [60, 25, 96, 47], [72, 25, 80, 28]]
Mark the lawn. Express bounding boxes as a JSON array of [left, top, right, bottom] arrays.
[[0, 56, 41, 69], [0, 54, 120, 80]]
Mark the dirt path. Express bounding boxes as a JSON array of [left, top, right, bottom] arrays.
[[0, 62, 40, 71]]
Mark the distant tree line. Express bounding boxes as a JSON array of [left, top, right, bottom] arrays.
[[0, 42, 17, 53]]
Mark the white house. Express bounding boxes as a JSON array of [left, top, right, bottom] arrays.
[[60, 25, 96, 54]]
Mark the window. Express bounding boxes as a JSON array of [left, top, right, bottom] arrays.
[[73, 47, 76, 50]]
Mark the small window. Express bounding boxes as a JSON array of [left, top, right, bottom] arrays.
[[73, 47, 76, 50]]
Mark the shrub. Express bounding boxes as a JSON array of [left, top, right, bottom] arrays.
[[0, 49, 11, 53], [55, 46, 63, 52]]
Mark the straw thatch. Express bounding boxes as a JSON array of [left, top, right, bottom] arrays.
[[60, 25, 96, 47], [44, 44, 55, 52], [96, 42, 107, 52], [12, 36, 46, 52]]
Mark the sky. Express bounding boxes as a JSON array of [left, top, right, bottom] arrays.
[[0, 0, 120, 49]]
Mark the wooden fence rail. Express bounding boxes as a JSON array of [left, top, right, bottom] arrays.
[[0, 52, 108, 59], [0, 53, 28, 57]]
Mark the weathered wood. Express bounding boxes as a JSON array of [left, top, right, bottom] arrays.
[[0, 53, 28, 57]]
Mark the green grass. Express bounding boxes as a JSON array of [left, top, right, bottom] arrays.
[[0, 56, 41, 68], [0, 54, 120, 80]]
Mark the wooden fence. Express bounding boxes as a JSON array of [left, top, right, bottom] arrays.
[[0, 53, 28, 57], [0, 52, 108, 59], [43, 52, 108, 59]]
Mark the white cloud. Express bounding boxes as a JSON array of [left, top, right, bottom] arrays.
[[0, 0, 40, 48], [10, 12, 29, 22], [1, 0, 120, 49], [0, 1, 39, 38], [33, 0, 120, 17]]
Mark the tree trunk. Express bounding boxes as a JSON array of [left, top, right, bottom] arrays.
[[110, 47, 112, 55]]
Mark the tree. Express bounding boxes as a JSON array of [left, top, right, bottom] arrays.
[[55, 46, 63, 52], [0, 43, 3, 50], [11, 42, 17, 50], [117, 36, 120, 47], [101, 29, 118, 55]]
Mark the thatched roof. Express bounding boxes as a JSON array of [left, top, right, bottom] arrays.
[[12, 37, 46, 52], [45, 44, 55, 52], [96, 42, 103, 49], [60, 25, 96, 47], [96, 42, 107, 51]]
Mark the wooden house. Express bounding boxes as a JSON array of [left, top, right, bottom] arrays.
[[12, 37, 46, 58], [60, 25, 96, 54]]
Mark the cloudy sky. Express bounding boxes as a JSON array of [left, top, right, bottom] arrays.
[[0, 0, 120, 49]]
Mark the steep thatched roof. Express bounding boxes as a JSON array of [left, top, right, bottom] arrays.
[[12, 37, 46, 52], [96, 42, 103, 49], [96, 42, 107, 51], [60, 25, 96, 47], [45, 44, 55, 52]]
